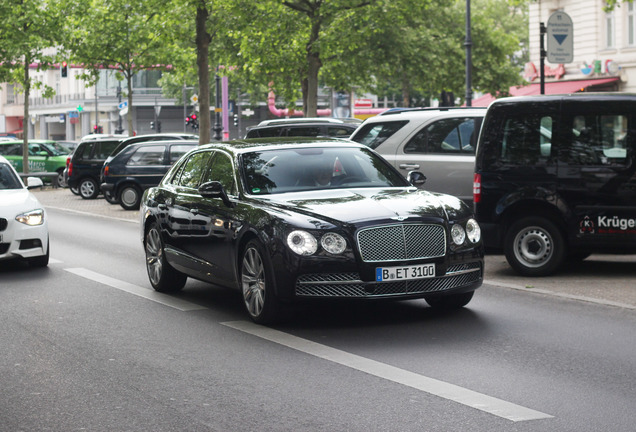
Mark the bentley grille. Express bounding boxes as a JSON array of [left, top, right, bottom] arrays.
[[357, 223, 446, 262]]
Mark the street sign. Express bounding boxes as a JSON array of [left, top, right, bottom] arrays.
[[242, 108, 254, 116], [547, 11, 573, 64], [120, 107, 128, 116], [118, 101, 128, 110], [191, 94, 199, 104]]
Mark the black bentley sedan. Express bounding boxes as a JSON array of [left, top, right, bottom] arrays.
[[140, 138, 484, 323]]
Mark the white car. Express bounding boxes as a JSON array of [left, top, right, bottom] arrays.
[[0, 155, 49, 267]]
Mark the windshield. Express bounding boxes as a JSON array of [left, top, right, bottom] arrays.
[[241, 146, 409, 195], [0, 163, 22, 189]]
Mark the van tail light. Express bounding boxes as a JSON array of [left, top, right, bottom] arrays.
[[104, 165, 109, 177], [66, 156, 71, 167], [473, 173, 481, 204], [68, 162, 73, 177]]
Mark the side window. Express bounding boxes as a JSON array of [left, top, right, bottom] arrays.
[[96, 141, 120, 159], [172, 151, 212, 188], [500, 115, 553, 164], [404, 118, 477, 154], [286, 127, 320, 137], [565, 114, 628, 165], [126, 145, 166, 166], [7, 144, 23, 156], [327, 127, 354, 137], [350, 121, 409, 149], [169, 145, 195, 164], [201, 152, 236, 195], [256, 127, 283, 138]]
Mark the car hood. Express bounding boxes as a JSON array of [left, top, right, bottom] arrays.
[[0, 189, 44, 214], [259, 188, 470, 225]]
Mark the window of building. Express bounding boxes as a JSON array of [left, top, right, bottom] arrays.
[[628, 2, 635, 46], [606, 9, 615, 48]]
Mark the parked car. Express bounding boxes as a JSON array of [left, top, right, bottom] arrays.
[[0, 140, 70, 187], [245, 117, 360, 139], [140, 138, 484, 323], [0, 155, 49, 267], [67, 136, 123, 199], [101, 140, 198, 210], [100, 133, 199, 202], [474, 93, 636, 276], [349, 107, 486, 203]]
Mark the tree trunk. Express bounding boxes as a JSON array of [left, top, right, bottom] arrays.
[[196, 3, 211, 145], [22, 56, 30, 174], [304, 17, 322, 118]]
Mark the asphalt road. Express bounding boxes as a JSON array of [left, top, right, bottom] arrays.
[[2, 202, 636, 431]]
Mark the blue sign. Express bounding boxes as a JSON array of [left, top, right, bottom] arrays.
[[118, 101, 128, 110]]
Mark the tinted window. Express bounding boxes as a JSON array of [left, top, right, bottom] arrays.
[[0, 163, 21, 189], [172, 151, 212, 188], [350, 121, 409, 149], [404, 118, 477, 154], [286, 127, 321, 137], [327, 126, 354, 138], [95, 141, 121, 159], [563, 114, 628, 165], [499, 114, 553, 164], [202, 152, 236, 194], [169, 144, 196, 164], [126, 145, 166, 166]]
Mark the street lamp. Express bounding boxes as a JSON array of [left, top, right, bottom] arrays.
[[213, 72, 222, 141]]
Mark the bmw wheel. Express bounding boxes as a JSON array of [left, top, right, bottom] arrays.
[[241, 240, 280, 324], [145, 222, 187, 292], [79, 177, 99, 199], [504, 216, 566, 276]]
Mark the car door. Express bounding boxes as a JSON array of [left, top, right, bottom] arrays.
[[173, 150, 241, 287], [392, 116, 482, 202], [556, 100, 636, 247]]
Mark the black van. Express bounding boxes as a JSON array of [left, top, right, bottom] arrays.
[[474, 93, 636, 276]]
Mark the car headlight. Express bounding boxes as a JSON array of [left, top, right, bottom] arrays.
[[16, 209, 45, 226], [287, 230, 318, 255], [466, 218, 481, 243], [320, 232, 346, 254], [451, 224, 466, 245]]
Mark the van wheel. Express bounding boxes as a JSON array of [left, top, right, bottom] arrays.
[[79, 178, 99, 199], [504, 216, 566, 276], [119, 185, 141, 210]]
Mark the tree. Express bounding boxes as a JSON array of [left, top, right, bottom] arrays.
[[0, 0, 64, 173], [63, 0, 176, 137]]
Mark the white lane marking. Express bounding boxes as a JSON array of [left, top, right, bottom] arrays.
[[65, 268, 207, 311], [487, 279, 636, 311], [222, 320, 553, 422], [49, 258, 63, 264]]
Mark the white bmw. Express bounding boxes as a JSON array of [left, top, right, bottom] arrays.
[[0, 155, 49, 267]]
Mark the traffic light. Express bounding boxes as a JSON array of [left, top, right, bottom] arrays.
[[61, 61, 68, 78], [233, 113, 239, 127], [93, 125, 103, 134], [185, 116, 191, 127], [191, 114, 198, 130], [150, 121, 155, 130]]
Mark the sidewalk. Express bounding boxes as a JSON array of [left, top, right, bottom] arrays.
[[32, 187, 636, 310]]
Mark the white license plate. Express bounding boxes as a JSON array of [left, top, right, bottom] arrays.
[[375, 263, 435, 282]]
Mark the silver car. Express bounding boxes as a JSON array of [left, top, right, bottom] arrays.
[[350, 107, 485, 203]]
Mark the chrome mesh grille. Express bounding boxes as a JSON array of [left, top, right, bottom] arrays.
[[357, 224, 446, 262], [295, 263, 482, 298]]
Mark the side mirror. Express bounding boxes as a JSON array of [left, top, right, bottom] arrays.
[[407, 171, 427, 187], [26, 177, 44, 189], [198, 181, 235, 208]]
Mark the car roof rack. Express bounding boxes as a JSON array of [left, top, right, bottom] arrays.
[[379, 106, 487, 116]]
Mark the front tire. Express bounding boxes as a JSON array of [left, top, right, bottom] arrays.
[[504, 216, 566, 276], [28, 238, 50, 268], [241, 240, 280, 324], [145, 222, 187, 292], [79, 177, 99, 199]]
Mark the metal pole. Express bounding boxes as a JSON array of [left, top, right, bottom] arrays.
[[465, 0, 472, 106], [213, 72, 222, 141], [540, 22, 546, 95], [183, 83, 187, 133], [116, 83, 123, 134], [94, 84, 99, 132]]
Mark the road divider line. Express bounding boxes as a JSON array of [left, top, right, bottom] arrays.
[[65, 268, 207, 311], [222, 320, 553, 423]]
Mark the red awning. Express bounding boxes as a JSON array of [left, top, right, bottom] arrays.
[[472, 77, 620, 107]]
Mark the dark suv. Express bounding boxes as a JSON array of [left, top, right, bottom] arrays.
[[245, 118, 360, 139], [67, 136, 122, 199], [100, 140, 198, 210], [474, 93, 636, 276]]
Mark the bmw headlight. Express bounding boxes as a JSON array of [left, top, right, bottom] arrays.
[[451, 224, 466, 245], [16, 209, 44, 226], [287, 230, 318, 255], [466, 218, 481, 243], [320, 232, 346, 254]]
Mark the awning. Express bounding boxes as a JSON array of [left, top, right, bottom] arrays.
[[471, 77, 620, 107]]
